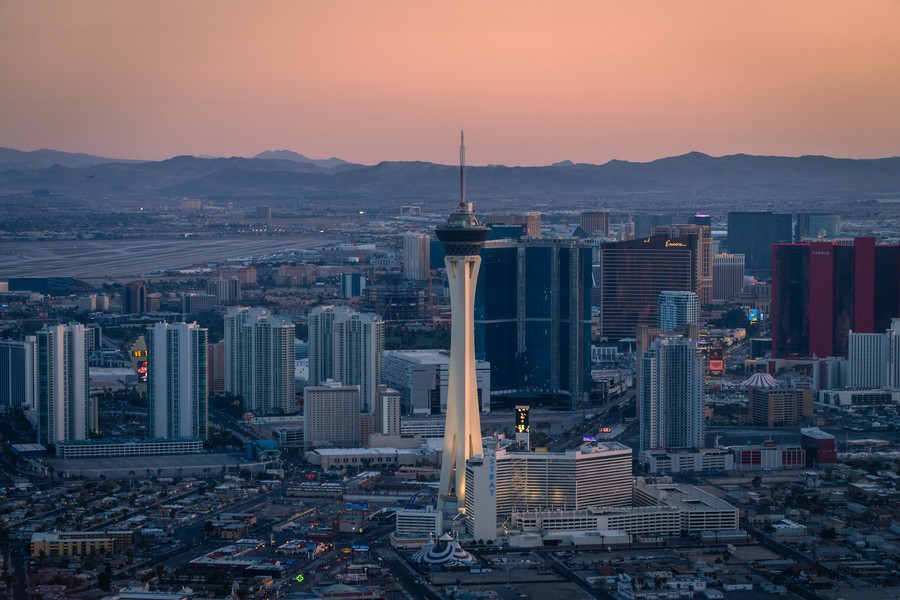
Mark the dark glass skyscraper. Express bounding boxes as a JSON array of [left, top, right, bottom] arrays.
[[475, 238, 591, 409], [124, 282, 148, 315], [795, 213, 841, 240], [651, 224, 712, 306], [599, 234, 697, 340], [772, 238, 900, 358], [727, 211, 793, 278]]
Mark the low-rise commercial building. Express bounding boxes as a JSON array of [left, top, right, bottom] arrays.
[[55, 438, 204, 459], [383, 349, 490, 415], [511, 482, 738, 538], [305, 447, 437, 471], [30, 530, 133, 557], [640, 448, 734, 474], [391, 506, 443, 549], [730, 442, 805, 471]]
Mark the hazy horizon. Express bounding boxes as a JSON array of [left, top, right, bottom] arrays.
[[2, 1, 899, 166], [6, 145, 900, 169]]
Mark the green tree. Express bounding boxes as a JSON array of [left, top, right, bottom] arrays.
[[713, 307, 750, 330]]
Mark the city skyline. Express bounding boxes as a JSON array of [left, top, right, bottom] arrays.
[[2, 1, 900, 165]]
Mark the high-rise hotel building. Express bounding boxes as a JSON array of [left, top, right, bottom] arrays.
[[599, 234, 697, 340], [727, 211, 793, 279], [304, 381, 361, 449], [225, 307, 296, 415], [147, 322, 208, 440], [36, 324, 93, 445], [640, 337, 703, 451], [1, 337, 36, 410], [657, 291, 699, 331], [308, 306, 384, 412], [402, 232, 431, 281], [224, 307, 270, 398], [652, 224, 712, 306], [772, 238, 900, 358], [712, 254, 745, 302], [465, 442, 633, 541], [475, 237, 591, 408], [580, 211, 610, 237]]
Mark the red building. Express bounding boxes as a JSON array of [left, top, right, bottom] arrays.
[[731, 441, 805, 471], [772, 238, 900, 358], [801, 427, 837, 466]]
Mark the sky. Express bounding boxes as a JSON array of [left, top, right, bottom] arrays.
[[1, 1, 900, 166]]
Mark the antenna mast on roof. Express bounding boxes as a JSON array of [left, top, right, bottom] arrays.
[[459, 130, 466, 210]]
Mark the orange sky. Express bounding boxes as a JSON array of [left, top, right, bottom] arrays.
[[1, 1, 899, 165]]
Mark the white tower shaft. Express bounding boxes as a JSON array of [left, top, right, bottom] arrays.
[[438, 253, 484, 509]]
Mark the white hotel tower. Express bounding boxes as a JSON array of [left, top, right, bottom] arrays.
[[436, 131, 490, 511]]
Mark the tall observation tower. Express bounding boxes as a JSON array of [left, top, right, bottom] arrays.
[[435, 131, 489, 512]]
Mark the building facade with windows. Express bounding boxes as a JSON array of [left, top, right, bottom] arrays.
[[727, 211, 792, 278], [772, 238, 900, 358], [383, 349, 490, 415], [36, 324, 92, 445], [1, 337, 36, 410], [465, 443, 632, 539], [640, 337, 703, 451], [147, 321, 208, 441], [476, 237, 591, 408], [599, 234, 697, 340]]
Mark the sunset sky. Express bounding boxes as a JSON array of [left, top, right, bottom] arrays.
[[2, 1, 899, 166]]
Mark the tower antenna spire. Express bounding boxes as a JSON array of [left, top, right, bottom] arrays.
[[459, 129, 466, 210]]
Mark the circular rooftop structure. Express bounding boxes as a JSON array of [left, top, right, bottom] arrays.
[[434, 209, 489, 256], [742, 372, 778, 388], [411, 533, 477, 568]]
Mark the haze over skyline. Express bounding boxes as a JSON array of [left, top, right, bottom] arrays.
[[2, 1, 899, 166]]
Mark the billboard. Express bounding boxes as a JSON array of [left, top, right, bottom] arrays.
[[136, 360, 148, 383], [515, 405, 530, 433], [709, 347, 724, 376]]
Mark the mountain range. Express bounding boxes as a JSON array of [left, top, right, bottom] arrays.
[[1, 147, 899, 205]]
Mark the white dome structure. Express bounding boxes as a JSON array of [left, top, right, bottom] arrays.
[[742, 372, 777, 388]]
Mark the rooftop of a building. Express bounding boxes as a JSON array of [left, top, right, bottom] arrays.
[[48, 451, 248, 471], [384, 348, 489, 366], [31, 531, 130, 542], [11, 443, 46, 453], [307, 447, 432, 457], [493, 441, 631, 461], [641, 447, 732, 457], [634, 482, 739, 512], [384, 348, 449, 363], [801, 427, 835, 440], [305, 379, 359, 392], [55, 437, 204, 447]]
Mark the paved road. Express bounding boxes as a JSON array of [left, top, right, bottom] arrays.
[[10, 546, 28, 600], [537, 550, 613, 600], [548, 392, 634, 452], [378, 546, 442, 600]]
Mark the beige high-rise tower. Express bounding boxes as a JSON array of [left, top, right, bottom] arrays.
[[436, 131, 489, 512]]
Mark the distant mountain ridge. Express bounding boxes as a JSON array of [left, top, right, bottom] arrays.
[[1, 147, 898, 206], [0, 147, 139, 171], [253, 149, 352, 169]]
